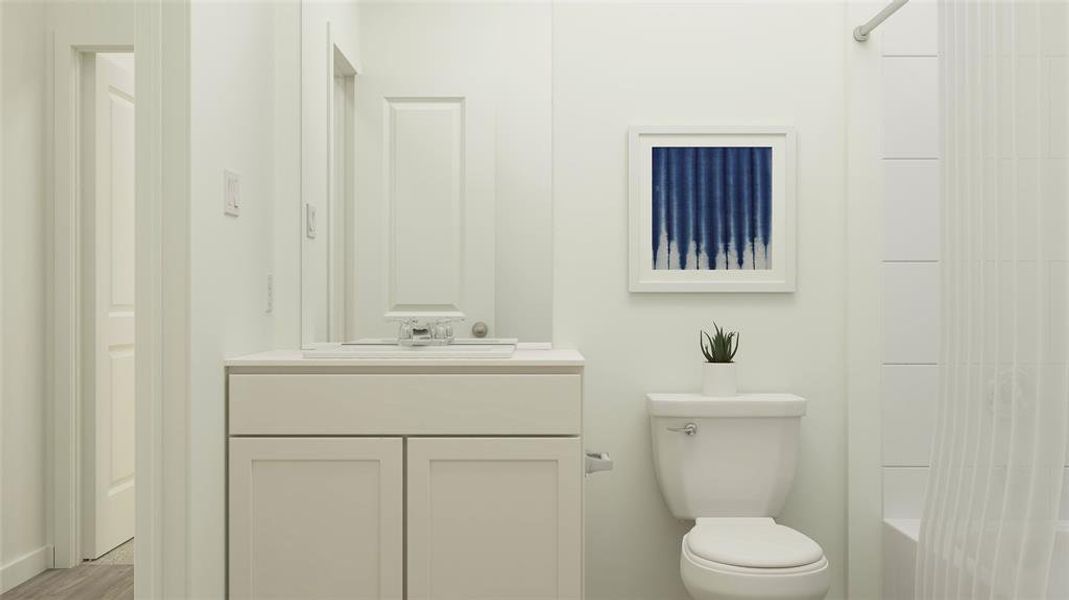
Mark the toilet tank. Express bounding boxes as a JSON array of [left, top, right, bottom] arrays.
[[647, 393, 806, 520]]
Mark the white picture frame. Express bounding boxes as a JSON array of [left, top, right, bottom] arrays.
[[628, 126, 796, 293]]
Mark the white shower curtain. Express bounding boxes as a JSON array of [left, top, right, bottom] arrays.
[[915, 1, 1069, 598]]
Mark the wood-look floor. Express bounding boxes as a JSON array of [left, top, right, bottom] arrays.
[[0, 565, 133, 600], [1, 540, 134, 600]]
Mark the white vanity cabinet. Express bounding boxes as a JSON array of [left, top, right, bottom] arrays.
[[225, 349, 585, 600], [228, 437, 404, 599], [406, 437, 582, 600]]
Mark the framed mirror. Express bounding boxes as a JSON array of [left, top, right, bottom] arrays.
[[299, 1, 553, 348]]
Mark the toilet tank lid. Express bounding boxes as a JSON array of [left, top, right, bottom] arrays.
[[646, 393, 805, 417]]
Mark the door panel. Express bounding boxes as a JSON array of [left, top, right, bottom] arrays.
[[86, 52, 135, 559], [229, 437, 404, 600], [385, 98, 464, 313], [407, 437, 582, 600], [355, 90, 495, 338]]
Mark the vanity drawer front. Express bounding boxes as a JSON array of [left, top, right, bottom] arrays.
[[229, 374, 581, 436]]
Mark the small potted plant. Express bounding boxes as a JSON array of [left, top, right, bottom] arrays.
[[700, 323, 739, 397]]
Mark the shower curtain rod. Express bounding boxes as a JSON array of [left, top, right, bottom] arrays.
[[853, 0, 909, 42]]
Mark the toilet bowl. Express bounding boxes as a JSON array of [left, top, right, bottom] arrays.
[[647, 393, 830, 600], [679, 518, 829, 600]]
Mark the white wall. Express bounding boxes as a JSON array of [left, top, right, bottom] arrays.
[[188, 3, 298, 595], [0, 0, 50, 591], [552, 3, 849, 598], [844, 1, 889, 595], [274, 1, 303, 350], [0, 1, 298, 594]]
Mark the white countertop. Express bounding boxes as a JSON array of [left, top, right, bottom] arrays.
[[225, 344, 585, 368]]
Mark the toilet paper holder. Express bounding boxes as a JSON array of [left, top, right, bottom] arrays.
[[585, 451, 613, 476]]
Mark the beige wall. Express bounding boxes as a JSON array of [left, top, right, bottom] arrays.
[[551, 3, 849, 598], [0, 0, 49, 588]]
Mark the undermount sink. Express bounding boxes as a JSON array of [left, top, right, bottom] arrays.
[[302, 338, 517, 359]]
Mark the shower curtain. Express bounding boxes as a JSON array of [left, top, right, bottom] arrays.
[[916, 1, 1069, 598]]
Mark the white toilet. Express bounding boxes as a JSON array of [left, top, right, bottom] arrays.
[[648, 393, 830, 600]]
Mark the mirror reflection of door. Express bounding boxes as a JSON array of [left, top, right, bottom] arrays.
[[302, 33, 357, 345], [352, 4, 505, 340], [357, 94, 495, 340], [85, 52, 136, 560], [329, 46, 356, 342]]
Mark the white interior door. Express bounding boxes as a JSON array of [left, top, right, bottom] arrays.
[[354, 89, 496, 339], [85, 52, 136, 559]]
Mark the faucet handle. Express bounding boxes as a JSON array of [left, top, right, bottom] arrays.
[[428, 318, 457, 343]]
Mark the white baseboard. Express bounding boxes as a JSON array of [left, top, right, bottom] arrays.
[[0, 545, 54, 593]]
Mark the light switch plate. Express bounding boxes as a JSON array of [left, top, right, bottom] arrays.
[[224, 170, 240, 217], [306, 203, 318, 239]]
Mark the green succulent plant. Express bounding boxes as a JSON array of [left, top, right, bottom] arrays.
[[700, 322, 739, 363]]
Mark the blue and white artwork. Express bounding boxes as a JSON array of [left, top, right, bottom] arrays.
[[651, 146, 772, 271]]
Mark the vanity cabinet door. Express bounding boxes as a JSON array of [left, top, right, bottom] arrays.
[[228, 437, 403, 600], [407, 437, 582, 600]]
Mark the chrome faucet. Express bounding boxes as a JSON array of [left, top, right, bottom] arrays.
[[396, 318, 457, 346]]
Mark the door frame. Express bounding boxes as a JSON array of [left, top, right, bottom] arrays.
[[50, 24, 136, 570], [326, 23, 359, 341], [0, 3, 5, 589], [49, 2, 191, 598]]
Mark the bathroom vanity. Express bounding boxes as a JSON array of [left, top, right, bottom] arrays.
[[225, 347, 585, 600]]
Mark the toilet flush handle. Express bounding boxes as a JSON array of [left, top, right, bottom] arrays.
[[666, 423, 698, 436]]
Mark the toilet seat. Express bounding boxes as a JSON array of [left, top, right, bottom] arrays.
[[686, 518, 824, 569], [679, 518, 830, 600]]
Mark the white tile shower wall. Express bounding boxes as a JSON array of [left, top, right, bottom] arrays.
[[881, 365, 937, 467], [884, 160, 940, 262], [878, 0, 1069, 521], [883, 467, 930, 519], [879, 2, 941, 518], [882, 59, 940, 159], [880, 0, 937, 58], [1051, 57, 1068, 158], [882, 263, 940, 365]]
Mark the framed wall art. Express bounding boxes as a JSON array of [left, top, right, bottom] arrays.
[[628, 126, 796, 292]]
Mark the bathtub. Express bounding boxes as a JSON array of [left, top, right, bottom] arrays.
[[882, 519, 1069, 599]]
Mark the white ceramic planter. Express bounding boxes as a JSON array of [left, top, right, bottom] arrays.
[[702, 362, 738, 397]]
